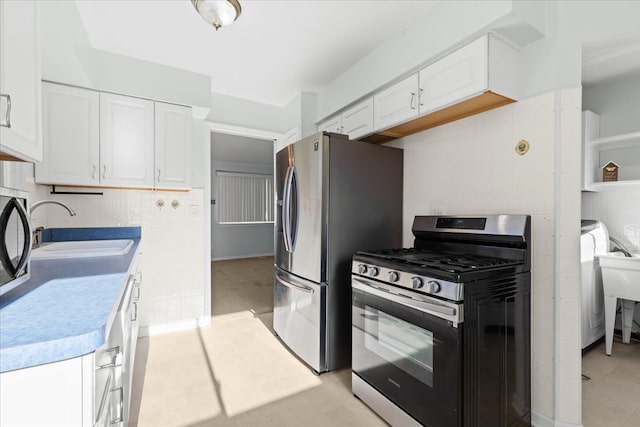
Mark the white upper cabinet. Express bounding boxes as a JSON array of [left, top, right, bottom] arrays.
[[419, 35, 517, 114], [154, 102, 192, 189], [0, 0, 42, 162], [277, 126, 300, 152], [318, 97, 375, 140], [100, 93, 155, 188], [373, 74, 420, 132], [37, 83, 193, 190], [36, 83, 99, 186], [317, 115, 342, 134], [341, 98, 374, 140], [419, 37, 488, 114]]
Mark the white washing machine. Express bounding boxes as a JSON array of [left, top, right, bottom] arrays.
[[581, 220, 609, 349]]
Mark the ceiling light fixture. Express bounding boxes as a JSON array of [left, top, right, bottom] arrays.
[[191, 0, 242, 31]]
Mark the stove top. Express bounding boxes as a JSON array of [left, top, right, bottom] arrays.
[[358, 248, 520, 274], [354, 248, 525, 284]]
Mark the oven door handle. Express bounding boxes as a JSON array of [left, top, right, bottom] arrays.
[[352, 277, 462, 323]]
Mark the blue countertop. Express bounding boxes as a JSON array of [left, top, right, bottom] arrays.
[[0, 227, 141, 373]]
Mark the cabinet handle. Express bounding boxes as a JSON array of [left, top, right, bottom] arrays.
[[102, 164, 107, 180], [134, 270, 142, 285], [96, 346, 121, 370], [419, 88, 424, 107], [134, 284, 141, 300], [111, 386, 124, 424], [132, 301, 138, 321], [0, 94, 11, 128], [92, 165, 97, 180], [157, 168, 161, 182], [410, 92, 416, 110]]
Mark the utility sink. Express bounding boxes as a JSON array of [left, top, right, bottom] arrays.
[[31, 239, 134, 260]]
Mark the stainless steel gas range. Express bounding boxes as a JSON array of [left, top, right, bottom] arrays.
[[351, 215, 531, 427]]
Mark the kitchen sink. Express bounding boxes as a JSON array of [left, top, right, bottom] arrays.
[[31, 239, 134, 260]]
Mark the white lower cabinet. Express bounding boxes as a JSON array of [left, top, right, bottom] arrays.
[[0, 268, 140, 427]]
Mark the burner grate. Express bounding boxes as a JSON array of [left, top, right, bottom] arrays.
[[358, 248, 520, 274]]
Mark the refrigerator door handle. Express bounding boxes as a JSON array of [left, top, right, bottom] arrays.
[[283, 165, 295, 253], [275, 270, 315, 295], [289, 165, 299, 251]]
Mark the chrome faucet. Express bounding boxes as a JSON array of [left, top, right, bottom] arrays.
[[29, 200, 77, 247], [30, 200, 77, 217]]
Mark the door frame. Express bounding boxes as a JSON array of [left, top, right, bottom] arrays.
[[203, 121, 281, 319]]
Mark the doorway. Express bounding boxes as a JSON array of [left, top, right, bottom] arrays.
[[209, 131, 276, 318], [580, 38, 640, 427]]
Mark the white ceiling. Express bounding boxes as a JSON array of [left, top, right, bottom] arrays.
[[74, 0, 439, 106], [211, 133, 273, 164], [582, 37, 640, 85]]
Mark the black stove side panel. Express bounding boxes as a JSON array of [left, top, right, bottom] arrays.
[[463, 273, 531, 427]]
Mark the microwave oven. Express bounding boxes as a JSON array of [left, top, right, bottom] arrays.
[[0, 187, 31, 295]]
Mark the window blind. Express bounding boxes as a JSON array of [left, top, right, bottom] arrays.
[[216, 171, 274, 224]]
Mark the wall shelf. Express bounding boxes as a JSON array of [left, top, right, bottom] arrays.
[[582, 111, 640, 192]]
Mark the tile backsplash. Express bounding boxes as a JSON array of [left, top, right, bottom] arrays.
[[25, 177, 206, 333]]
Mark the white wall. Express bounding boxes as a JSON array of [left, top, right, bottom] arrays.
[[210, 161, 274, 260], [389, 87, 583, 425], [582, 73, 640, 138], [39, 1, 210, 109]]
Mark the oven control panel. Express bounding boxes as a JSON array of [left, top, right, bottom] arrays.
[[351, 261, 463, 302]]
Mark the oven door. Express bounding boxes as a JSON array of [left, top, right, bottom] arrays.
[[352, 276, 462, 427]]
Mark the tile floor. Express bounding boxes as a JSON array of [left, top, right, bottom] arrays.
[[211, 257, 274, 317], [582, 337, 640, 427], [130, 257, 386, 427], [131, 257, 640, 427]]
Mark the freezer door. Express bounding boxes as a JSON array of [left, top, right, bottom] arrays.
[[273, 267, 326, 372], [274, 134, 325, 283]]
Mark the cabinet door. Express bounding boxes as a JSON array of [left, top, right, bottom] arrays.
[[36, 83, 99, 186], [341, 97, 374, 140], [0, 0, 42, 162], [373, 74, 419, 131], [419, 36, 488, 114], [277, 126, 299, 152], [154, 102, 192, 189], [100, 93, 154, 188], [317, 115, 342, 134]]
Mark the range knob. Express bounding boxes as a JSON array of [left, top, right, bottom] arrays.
[[426, 280, 441, 294], [410, 277, 423, 289], [388, 271, 399, 282], [367, 267, 379, 277], [357, 264, 368, 275]]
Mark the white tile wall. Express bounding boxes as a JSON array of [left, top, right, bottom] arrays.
[[26, 177, 206, 332], [390, 88, 584, 424]]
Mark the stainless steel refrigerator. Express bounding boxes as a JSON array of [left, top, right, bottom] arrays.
[[274, 132, 403, 373]]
